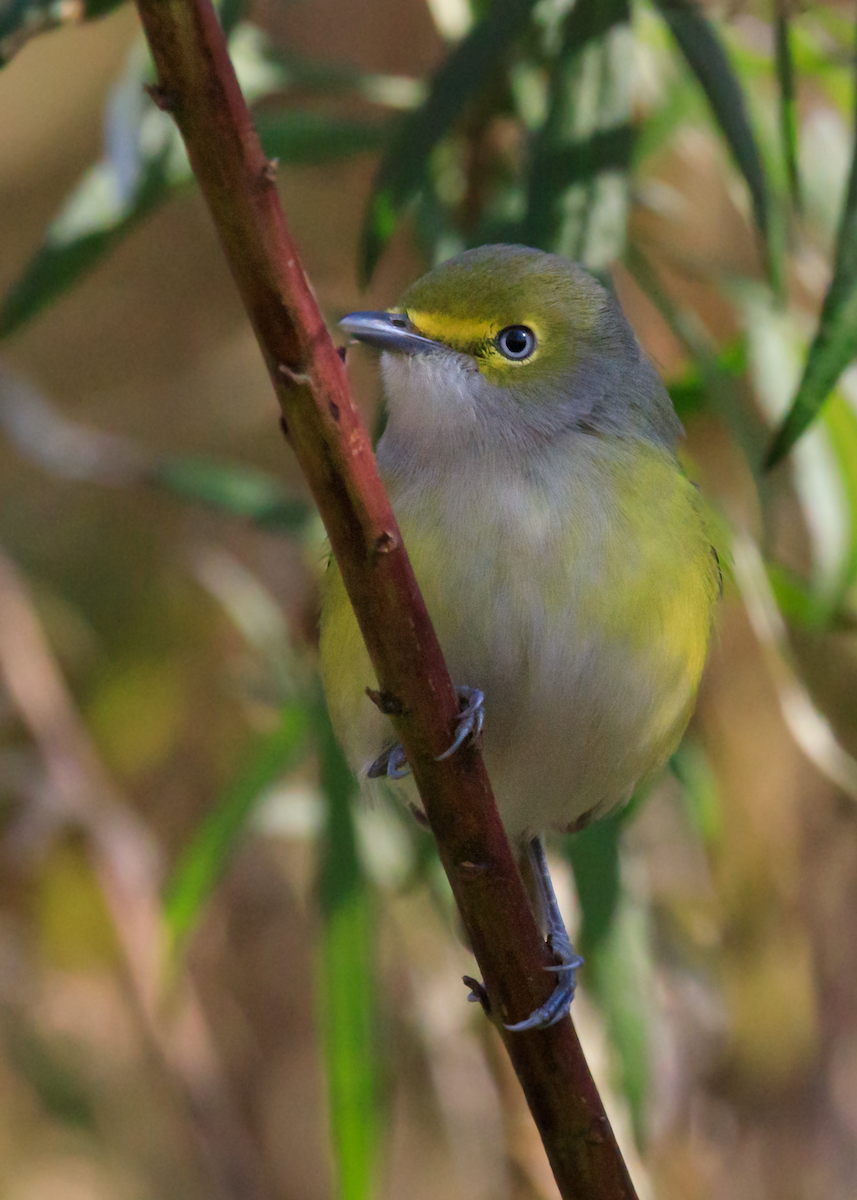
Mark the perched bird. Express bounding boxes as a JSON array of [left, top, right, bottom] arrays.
[[321, 244, 719, 1028]]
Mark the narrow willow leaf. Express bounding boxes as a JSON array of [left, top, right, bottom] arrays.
[[360, 0, 538, 282], [774, 7, 802, 211], [521, 0, 633, 269], [316, 708, 380, 1200], [256, 111, 389, 165], [164, 704, 310, 949], [0, 27, 380, 341], [653, 0, 772, 276], [586, 898, 654, 1136], [565, 814, 622, 952], [766, 81, 857, 466], [566, 817, 653, 1131], [671, 739, 722, 844], [154, 456, 311, 532], [822, 392, 857, 598]]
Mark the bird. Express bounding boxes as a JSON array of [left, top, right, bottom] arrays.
[[320, 244, 720, 1029]]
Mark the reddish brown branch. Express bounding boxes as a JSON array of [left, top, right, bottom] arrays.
[[132, 1, 640, 1195]]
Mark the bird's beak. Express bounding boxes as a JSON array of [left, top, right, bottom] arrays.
[[339, 311, 441, 356]]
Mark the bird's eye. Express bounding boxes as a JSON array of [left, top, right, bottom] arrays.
[[496, 325, 536, 360]]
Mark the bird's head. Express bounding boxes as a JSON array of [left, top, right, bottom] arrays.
[[340, 244, 680, 455]]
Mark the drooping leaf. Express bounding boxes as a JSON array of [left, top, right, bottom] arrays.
[[653, 0, 773, 280], [315, 707, 380, 1200], [164, 703, 310, 950], [766, 83, 857, 466], [360, 0, 539, 282], [0, 27, 385, 342], [521, 0, 634, 267]]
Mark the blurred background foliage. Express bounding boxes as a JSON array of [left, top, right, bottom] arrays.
[[1, 0, 857, 1197]]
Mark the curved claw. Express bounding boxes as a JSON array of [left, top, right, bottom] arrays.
[[504, 950, 584, 1032], [367, 743, 411, 780], [504, 837, 584, 1033], [436, 686, 485, 762]]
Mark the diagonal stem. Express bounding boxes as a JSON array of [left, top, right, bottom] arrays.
[[130, 0, 640, 1194]]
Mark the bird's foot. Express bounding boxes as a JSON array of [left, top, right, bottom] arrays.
[[367, 743, 410, 780], [436, 686, 485, 761], [505, 837, 584, 1032], [366, 685, 485, 781]]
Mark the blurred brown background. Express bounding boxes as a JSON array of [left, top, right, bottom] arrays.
[[1, 3, 857, 1199]]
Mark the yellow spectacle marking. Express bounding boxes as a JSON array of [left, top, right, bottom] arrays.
[[406, 310, 498, 346]]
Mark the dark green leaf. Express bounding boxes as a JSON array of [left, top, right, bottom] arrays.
[[1, 1019, 96, 1129], [360, 0, 538, 281], [766, 77, 857, 466], [653, 0, 773, 278], [774, 7, 802, 212], [164, 704, 310, 949], [316, 707, 380, 1200], [565, 814, 622, 952], [153, 456, 311, 532], [256, 110, 389, 165]]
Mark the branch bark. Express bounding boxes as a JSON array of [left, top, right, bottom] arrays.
[[132, 2, 640, 1195]]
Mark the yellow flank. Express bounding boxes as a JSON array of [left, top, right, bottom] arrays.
[[319, 433, 718, 836]]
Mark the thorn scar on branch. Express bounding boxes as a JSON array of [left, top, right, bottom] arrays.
[[278, 362, 312, 388], [366, 688, 404, 716], [144, 83, 177, 111]]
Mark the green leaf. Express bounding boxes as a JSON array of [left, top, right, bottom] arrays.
[[1, 1018, 97, 1128], [566, 817, 653, 1132], [153, 456, 311, 532], [671, 739, 722, 844], [822, 392, 857, 600], [766, 561, 857, 633], [164, 704, 310, 950], [774, 8, 802, 212], [256, 110, 389, 165], [0, 27, 385, 342], [653, 0, 772, 277], [315, 708, 380, 1200], [360, 0, 538, 281], [565, 814, 622, 952], [766, 88, 857, 466], [520, 0, 633, 268], [586, 897, 654, 1136]]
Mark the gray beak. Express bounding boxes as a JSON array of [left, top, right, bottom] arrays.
[[339, 311, 441, 356]]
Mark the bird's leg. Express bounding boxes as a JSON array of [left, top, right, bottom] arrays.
[[367, 686, 485, 780], [504, 836, 584, 1032]]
